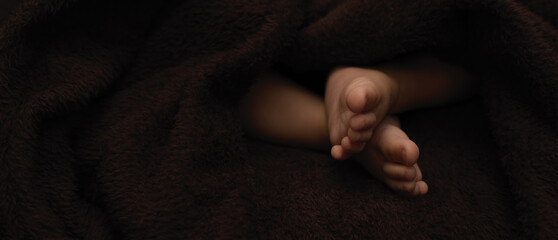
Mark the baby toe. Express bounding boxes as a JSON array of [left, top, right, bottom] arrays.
[[416, 181, 428, 195], [387, 140, 419, 167], [331, 145, 349, 160], [401, 141, 420, 166], [414, 164, 423, 181], [341, 136, 365, 153], [346, 78, 380, 113], [383, 162, 417, 181], [348, 128, 373, 143], [349, 113, 376, 131], [385, 178, 417, 194]]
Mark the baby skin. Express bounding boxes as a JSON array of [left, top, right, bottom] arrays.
[[241, 55, 474, 196]]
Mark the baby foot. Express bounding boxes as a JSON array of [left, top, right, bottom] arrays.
[[356, 116, 428, 196], [325, 67, 399, 160]]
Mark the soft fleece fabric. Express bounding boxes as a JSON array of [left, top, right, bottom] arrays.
[[0, 0, 556, 239]]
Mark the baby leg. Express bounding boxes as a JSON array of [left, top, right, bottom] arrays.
[[240, 70, 330, 150]]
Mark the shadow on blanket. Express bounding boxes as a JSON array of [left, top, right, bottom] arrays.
[[1, 0, 556, 239]]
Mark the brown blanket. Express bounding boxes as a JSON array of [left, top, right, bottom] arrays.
[[1, 0, 557, 239]]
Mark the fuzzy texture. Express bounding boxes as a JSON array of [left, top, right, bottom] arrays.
[[0, 0, 556, 239]]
